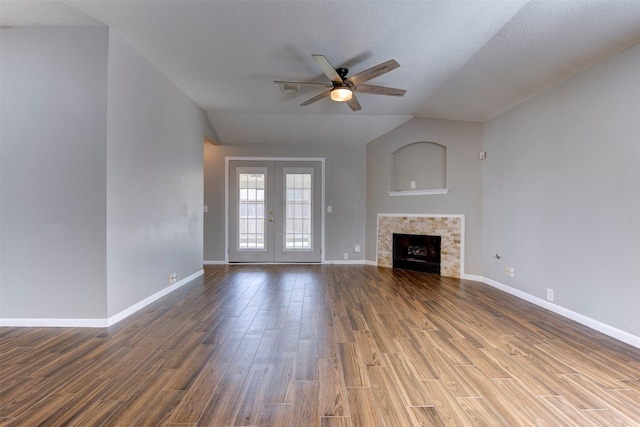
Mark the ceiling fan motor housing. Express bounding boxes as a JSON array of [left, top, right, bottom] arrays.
[[335, 67, 349, 79]]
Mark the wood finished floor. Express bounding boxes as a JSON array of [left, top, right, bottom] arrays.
[[1, 265, 640, 426]]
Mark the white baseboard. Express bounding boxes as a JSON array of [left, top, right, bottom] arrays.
[[0, 317, 108, 328], [107, 269, 203, 326], [464, 274, 640, 349], [363, 260, 378, 266], [460, 273, 485, 282], [323, 260, 367, 265], [205, 260, 373, 266], [0, 269, 204, 329]]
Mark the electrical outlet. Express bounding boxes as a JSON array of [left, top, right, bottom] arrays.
[[410, 181, 416, 189], [547, 288, 554, 302], [509, 267, 515, 278], [505, 266, 510, 276], [343, 253, 349, 260], [354, 245, 360, 253]]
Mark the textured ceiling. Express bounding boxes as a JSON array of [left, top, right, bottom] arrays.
[[2, 1, 640, 145]]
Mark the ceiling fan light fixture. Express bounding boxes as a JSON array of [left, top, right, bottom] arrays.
[[330, 87, 353, 102]]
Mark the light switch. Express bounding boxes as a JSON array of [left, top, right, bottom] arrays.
[[204, 205, 208, 213], [327, 205, 332, 213]]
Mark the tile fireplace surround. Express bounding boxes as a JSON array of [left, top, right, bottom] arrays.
[[377, 214, 464, 278]]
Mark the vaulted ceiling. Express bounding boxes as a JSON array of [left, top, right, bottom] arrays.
[[3, 1, 640, 145]]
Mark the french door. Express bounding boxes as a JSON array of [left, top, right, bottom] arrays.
[[228, 160, 322, 263]]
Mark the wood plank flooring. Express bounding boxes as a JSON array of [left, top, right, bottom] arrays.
[[1, 265, 640, 426]]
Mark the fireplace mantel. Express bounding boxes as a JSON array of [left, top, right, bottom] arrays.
[[377, 214, 464, 278]]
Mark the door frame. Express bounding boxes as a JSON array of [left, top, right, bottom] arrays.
[[225, 156, 326, 264]]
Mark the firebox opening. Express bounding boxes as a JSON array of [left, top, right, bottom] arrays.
[[393, 233, 441, 274]]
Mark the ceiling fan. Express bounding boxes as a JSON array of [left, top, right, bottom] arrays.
[[274, 54, 407, 111]]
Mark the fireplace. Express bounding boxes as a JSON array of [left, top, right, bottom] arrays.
[[393, 233, 441, 274], [377, 214, 462, 278]]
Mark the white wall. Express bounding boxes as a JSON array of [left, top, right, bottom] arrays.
[[483, 43, 640, 337], [204, 143, 366, 262], [1, 27, 109, 319], [365, 118, 484, 274], [106, 31, 215, 317]]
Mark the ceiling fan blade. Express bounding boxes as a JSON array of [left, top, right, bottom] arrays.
[[300, 89, 332, 106], [346, 59, 400, 86], [312, 54, 343, 83], [274, 80, 333, 88], [346, 93, 362, 111], [354, 84, 406, 97]]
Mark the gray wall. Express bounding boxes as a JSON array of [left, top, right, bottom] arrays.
[[0, 27, 215, 321], [483, 43, 640, 336], [106, 31, 215, 316], [365, 118, 484, 274], [392, 142, 447, 191], [204, 144, 366, 262], [1, 27, 109, 318]]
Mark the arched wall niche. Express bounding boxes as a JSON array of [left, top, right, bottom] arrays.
[[391, 141, 446, 191]]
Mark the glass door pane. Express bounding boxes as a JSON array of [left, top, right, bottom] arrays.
[[238, 172, 265, 249], [229, 162, 274, 262], [284, 171, 312, 250]]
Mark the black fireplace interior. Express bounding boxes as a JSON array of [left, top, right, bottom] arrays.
[[393, 233, 441, 274]]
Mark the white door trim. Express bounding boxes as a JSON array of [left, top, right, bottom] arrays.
[[225, 157, 326, 264]]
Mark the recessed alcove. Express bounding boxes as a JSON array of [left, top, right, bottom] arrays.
[[390, 142, 447, 195]]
